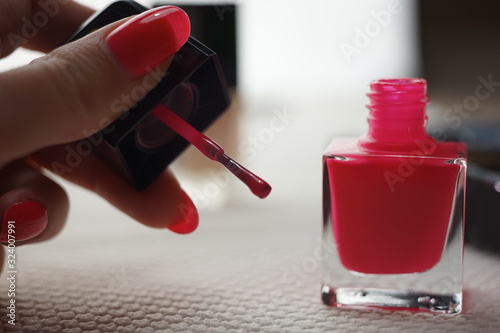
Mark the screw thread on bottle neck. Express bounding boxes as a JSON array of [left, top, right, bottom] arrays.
[[360, 78, 431, 150]]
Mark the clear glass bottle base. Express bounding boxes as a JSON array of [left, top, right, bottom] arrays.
[[321, 285, 462, 314]]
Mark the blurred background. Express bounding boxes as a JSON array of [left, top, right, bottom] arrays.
[[2, 0, 500, 249]]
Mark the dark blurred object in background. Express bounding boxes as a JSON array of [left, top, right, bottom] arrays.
[[421, 0, 500, 254], [432, 124, 500, 254], [153, 2, 237, 87], [419, 0, 500, 108]]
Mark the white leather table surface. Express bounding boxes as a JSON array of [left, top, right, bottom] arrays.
[[1, 182, 500, 333]]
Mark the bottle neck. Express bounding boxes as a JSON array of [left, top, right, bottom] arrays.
[[359, 78, 432, 151]]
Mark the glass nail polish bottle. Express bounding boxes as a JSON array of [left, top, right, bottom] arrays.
[[321, 78, 466, 314]]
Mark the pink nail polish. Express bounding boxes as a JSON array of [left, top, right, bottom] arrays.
[[106, 6, 191, 76], [167, 192, 198, 234], [322, 79, 466, 314], [1, 201, 49, 243]]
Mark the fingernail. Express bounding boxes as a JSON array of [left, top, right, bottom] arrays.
[[167, 192, 198, 234], [106, 6, 191, 76], [1, 201, 48, 243]]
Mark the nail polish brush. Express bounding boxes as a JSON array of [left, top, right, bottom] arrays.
[[152, 105, 272, 198]]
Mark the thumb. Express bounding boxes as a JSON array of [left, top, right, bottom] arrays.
[[0, 6, 190, 166]]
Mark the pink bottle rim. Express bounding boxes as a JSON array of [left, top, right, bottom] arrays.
[[370, 78, 426, 91], [368, 78, 430, 109]]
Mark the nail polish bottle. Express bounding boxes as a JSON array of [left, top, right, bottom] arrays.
[[321, 79, 466, 314]]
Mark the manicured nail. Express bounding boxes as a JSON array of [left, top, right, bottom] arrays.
[[106, 6, 191, 76], [1, 201, 48, 243], [167, 192, 198, 234]]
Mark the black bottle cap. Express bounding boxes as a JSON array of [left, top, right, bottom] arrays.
[[65, 0, 230, 190]]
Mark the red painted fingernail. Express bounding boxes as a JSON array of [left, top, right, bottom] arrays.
[[106, 6, 191, 76], [168, 192, 198, 234], [1, 201, 48, 243]]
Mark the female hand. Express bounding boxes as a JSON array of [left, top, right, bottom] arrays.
[[0, 0, 199, 256]]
